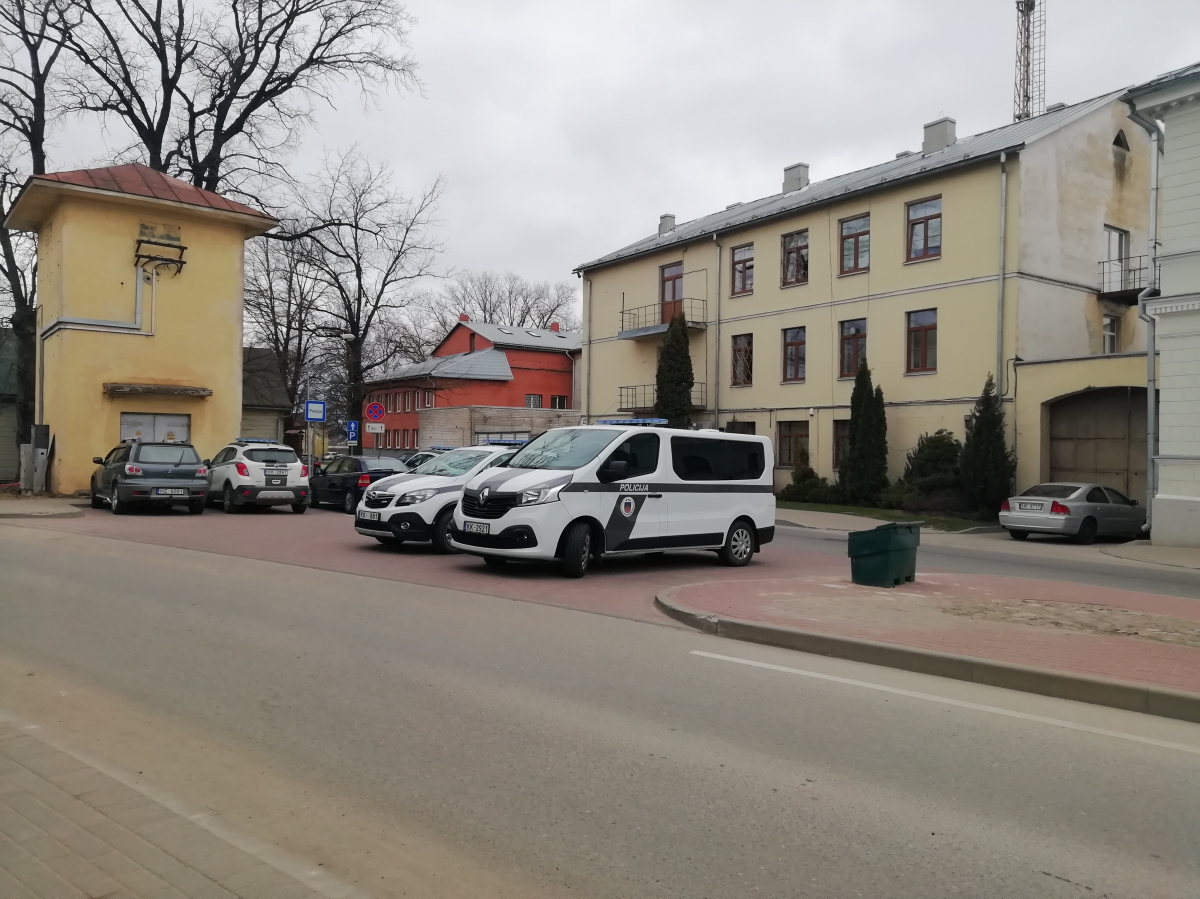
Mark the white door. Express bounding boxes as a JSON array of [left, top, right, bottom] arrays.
[[596, 432, 663, 552]]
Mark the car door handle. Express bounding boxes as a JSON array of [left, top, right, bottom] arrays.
[[645, 493, 663, 498]]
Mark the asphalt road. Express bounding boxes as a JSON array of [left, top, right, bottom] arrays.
[[2, 521, 1199, 898]]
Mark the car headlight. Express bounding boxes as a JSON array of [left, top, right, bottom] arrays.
[[518, 483, 565, 506], [398, 488, 438, 505]]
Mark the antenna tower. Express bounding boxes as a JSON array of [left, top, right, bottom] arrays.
[[1013, 0, 1046, 121]]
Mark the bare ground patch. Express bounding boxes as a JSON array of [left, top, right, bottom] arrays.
[[942, 598, 1200, 649]]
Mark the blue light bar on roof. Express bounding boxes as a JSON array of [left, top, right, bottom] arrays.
[[429, 445, 458, 451], [595, 418, 668, 425], [234, 437, 278, 443]]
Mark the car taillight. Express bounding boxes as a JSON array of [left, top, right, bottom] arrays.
[[1000, 499, 1009, 511], [236, 462, 249, 477], [301, 464, 308, 478], [1050, 501, 1070, 515], [196, 466, 207, 476], [124, 463, 142, 475], [357, 474, 371, 487]]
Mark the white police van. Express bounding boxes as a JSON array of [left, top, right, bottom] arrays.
[[450, 424, 775, 577], [354, 444, 517, 552]]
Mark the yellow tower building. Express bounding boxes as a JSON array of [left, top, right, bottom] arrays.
[[4, 163, 276, 494]]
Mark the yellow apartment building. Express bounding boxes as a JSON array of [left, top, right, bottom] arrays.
[[576, 91, 1154, 497], [4, 164, 276, 494]]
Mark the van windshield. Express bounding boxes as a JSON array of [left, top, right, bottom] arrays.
[[413, 449, 491, 476], [508, 428, 623, 470]]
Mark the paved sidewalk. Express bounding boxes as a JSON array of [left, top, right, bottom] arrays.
[[775, 507, 883, 531], [0, 718, 366, 899], [1100, 540, 1200, 570], [659, 573, 1200, 722], [0, 496, 83, 519]]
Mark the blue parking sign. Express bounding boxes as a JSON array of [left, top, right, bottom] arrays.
[[304, 400, 326, 422], [346, 420, 359, 445]]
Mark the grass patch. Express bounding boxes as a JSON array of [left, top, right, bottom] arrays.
[[775, 501, 985, 532]]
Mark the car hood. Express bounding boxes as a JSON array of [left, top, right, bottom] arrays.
[[463, 467, 574, 495], [371, 472, 459, 494]]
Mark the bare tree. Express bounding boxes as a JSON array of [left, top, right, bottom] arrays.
[[411, 270, 580, 356], [0, 0, 69, 461], [298, 150, 442, 424], [60, 0, 419, 196]]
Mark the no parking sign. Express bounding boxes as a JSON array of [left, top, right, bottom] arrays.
[[365, 402, 385, 422]]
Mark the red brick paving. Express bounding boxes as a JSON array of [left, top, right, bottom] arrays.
[[671, 574, 1200, 695]]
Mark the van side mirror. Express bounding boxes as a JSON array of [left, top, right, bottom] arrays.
[[92, 456, 105, 465], [597, 459, 627, 484]]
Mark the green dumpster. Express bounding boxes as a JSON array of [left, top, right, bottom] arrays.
[[847, 521, 921, 588]]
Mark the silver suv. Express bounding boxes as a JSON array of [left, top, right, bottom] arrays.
[[206, 440, 310, 513]]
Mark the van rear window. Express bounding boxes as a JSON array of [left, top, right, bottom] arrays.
[[671, 436, 764, 481]]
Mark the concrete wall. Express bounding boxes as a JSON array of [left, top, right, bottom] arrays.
[[417, 406, 584, 449], [35, 193, 258, 493]]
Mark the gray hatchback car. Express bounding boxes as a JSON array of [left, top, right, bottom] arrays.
[[999, 482, 1146, 543], [90, 441, 209, 514]]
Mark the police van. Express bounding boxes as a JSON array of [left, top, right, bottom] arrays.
[[354, 444, 517, 552], [450, 424, 775, 577]]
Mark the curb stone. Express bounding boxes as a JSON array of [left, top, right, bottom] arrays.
[[656, 586, 1200, 725]]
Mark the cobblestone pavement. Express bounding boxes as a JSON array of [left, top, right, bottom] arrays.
[[0, 719, 364, 899]]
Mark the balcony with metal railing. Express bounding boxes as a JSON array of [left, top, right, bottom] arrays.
[[1098, 255, 1157, 302], [618, 298, 707, 339], [617, 382, 707, 411]]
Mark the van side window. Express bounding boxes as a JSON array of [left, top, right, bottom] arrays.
[[603, 433, 660, 478], [671, 437, 764, 481]]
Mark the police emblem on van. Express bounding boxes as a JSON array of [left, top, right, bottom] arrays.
[[620, 496, 636, 518]]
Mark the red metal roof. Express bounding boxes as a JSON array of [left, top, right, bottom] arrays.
[[33, 163, 275, 221]]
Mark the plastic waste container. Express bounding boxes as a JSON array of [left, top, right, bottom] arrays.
[[847, 521, 921, 588]]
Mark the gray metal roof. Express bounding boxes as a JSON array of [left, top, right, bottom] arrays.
[[1123, 60, 1200, 99], [462, 321, 581, 351], [576, 90, 1124, 272], [369, 347, 513, 385]]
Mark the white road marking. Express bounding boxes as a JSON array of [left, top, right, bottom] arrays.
[[690, 650, 1200, 757]]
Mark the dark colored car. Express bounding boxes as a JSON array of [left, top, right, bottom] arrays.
[[90, 442, 208, 515], [310, 455, 408, 514]]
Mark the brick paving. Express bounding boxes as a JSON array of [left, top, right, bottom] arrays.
[[670, 573, 1200, 695], [0, 721, 338, 899]]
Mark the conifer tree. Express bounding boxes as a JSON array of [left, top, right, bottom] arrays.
[[960, 374, 1016, 515], [654, 313, 695, 428]]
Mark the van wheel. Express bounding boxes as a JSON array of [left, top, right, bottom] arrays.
[[718, 519, 755, 566], [483, 555, 507, 568], [1008, 529, 1029, 541], [560, 522, 592, 578], [1072, 517, 1098, 545], [432, 509, 457, 554]]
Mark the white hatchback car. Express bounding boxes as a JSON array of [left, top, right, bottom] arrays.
[[206, 439, 310, 513], [354, 445, 516, 552]]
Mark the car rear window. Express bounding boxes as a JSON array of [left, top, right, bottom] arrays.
[[136, 445, 201, 464], [244, 448, 298, 464], [671, 436, 765, 481], [361, 457, 404, 470], [1019, 484, 1080, 498]]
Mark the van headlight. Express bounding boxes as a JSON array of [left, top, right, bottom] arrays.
[[398, 488, 437, 505], [518, 483, 565, 505]]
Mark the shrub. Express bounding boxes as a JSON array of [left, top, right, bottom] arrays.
[[840, 361, 889, 506], [653, 312, 694, 428], [903, 429, 962, 482], [960, 373, 1016, 516]]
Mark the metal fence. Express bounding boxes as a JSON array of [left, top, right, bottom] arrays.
[[619, 297, 707, 333], [1098, 255, 1155, 295], [617, 382, 706, 411]]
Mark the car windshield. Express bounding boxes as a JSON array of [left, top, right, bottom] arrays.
[[507, 428, 622, 470], [361, 457, 404, 470], [244, 448, 298, 464], [413, 449, 491, 476], [136, 445, 200, 464], [1019, 484, 1081, 498]]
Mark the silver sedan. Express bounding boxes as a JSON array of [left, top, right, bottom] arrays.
[[999, 482, 1147, 544]]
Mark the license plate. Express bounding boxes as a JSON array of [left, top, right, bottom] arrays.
[[155, 488, 187, 496], [358, 511, 381, 521], [463, 521, 490, 534], [265, 469, 287, 477], [1017, 502, 1041, 511]]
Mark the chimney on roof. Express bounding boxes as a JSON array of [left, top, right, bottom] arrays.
[[782, 162, 809, 193], [1046, 101, 1066, 112], [658, 213, 675, 236], [550, 322, 560, 332], [458, 313, 470, 322], [922, 117, 957, 154]]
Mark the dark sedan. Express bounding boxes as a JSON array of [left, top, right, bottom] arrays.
[[90, 442, 208, 514], [310, 455, 409, 513]]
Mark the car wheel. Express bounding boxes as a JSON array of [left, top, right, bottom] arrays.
[[483, 555, 507, 568], [718, 519, 756, 567], [222, 484, 241, 514], [1008, 529, 1029, 540], [560, 521, 592, 578], [1072, 517, 1098, 545], [111, 492, 127, 515], [375, 535, 404, 546], [90, 483, 104, 509], [343, 491, 357, 515], [291, 501, 307, 514], [187, 500, 205, 515], [432, 509, 457, 554]]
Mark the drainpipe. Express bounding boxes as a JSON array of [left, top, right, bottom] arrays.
[[995, 152, 1009, 390], [582, 273, 592, 423], [712, 232, 723, 426], [1132, 119, 1161, 530]]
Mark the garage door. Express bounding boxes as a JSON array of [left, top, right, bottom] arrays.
[[240, 409, 282, 441], [1048, 387, 1146, 499], [120, 413, 190, 444]]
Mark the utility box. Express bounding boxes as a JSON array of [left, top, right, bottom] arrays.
[[847, 521, 921, 588]]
